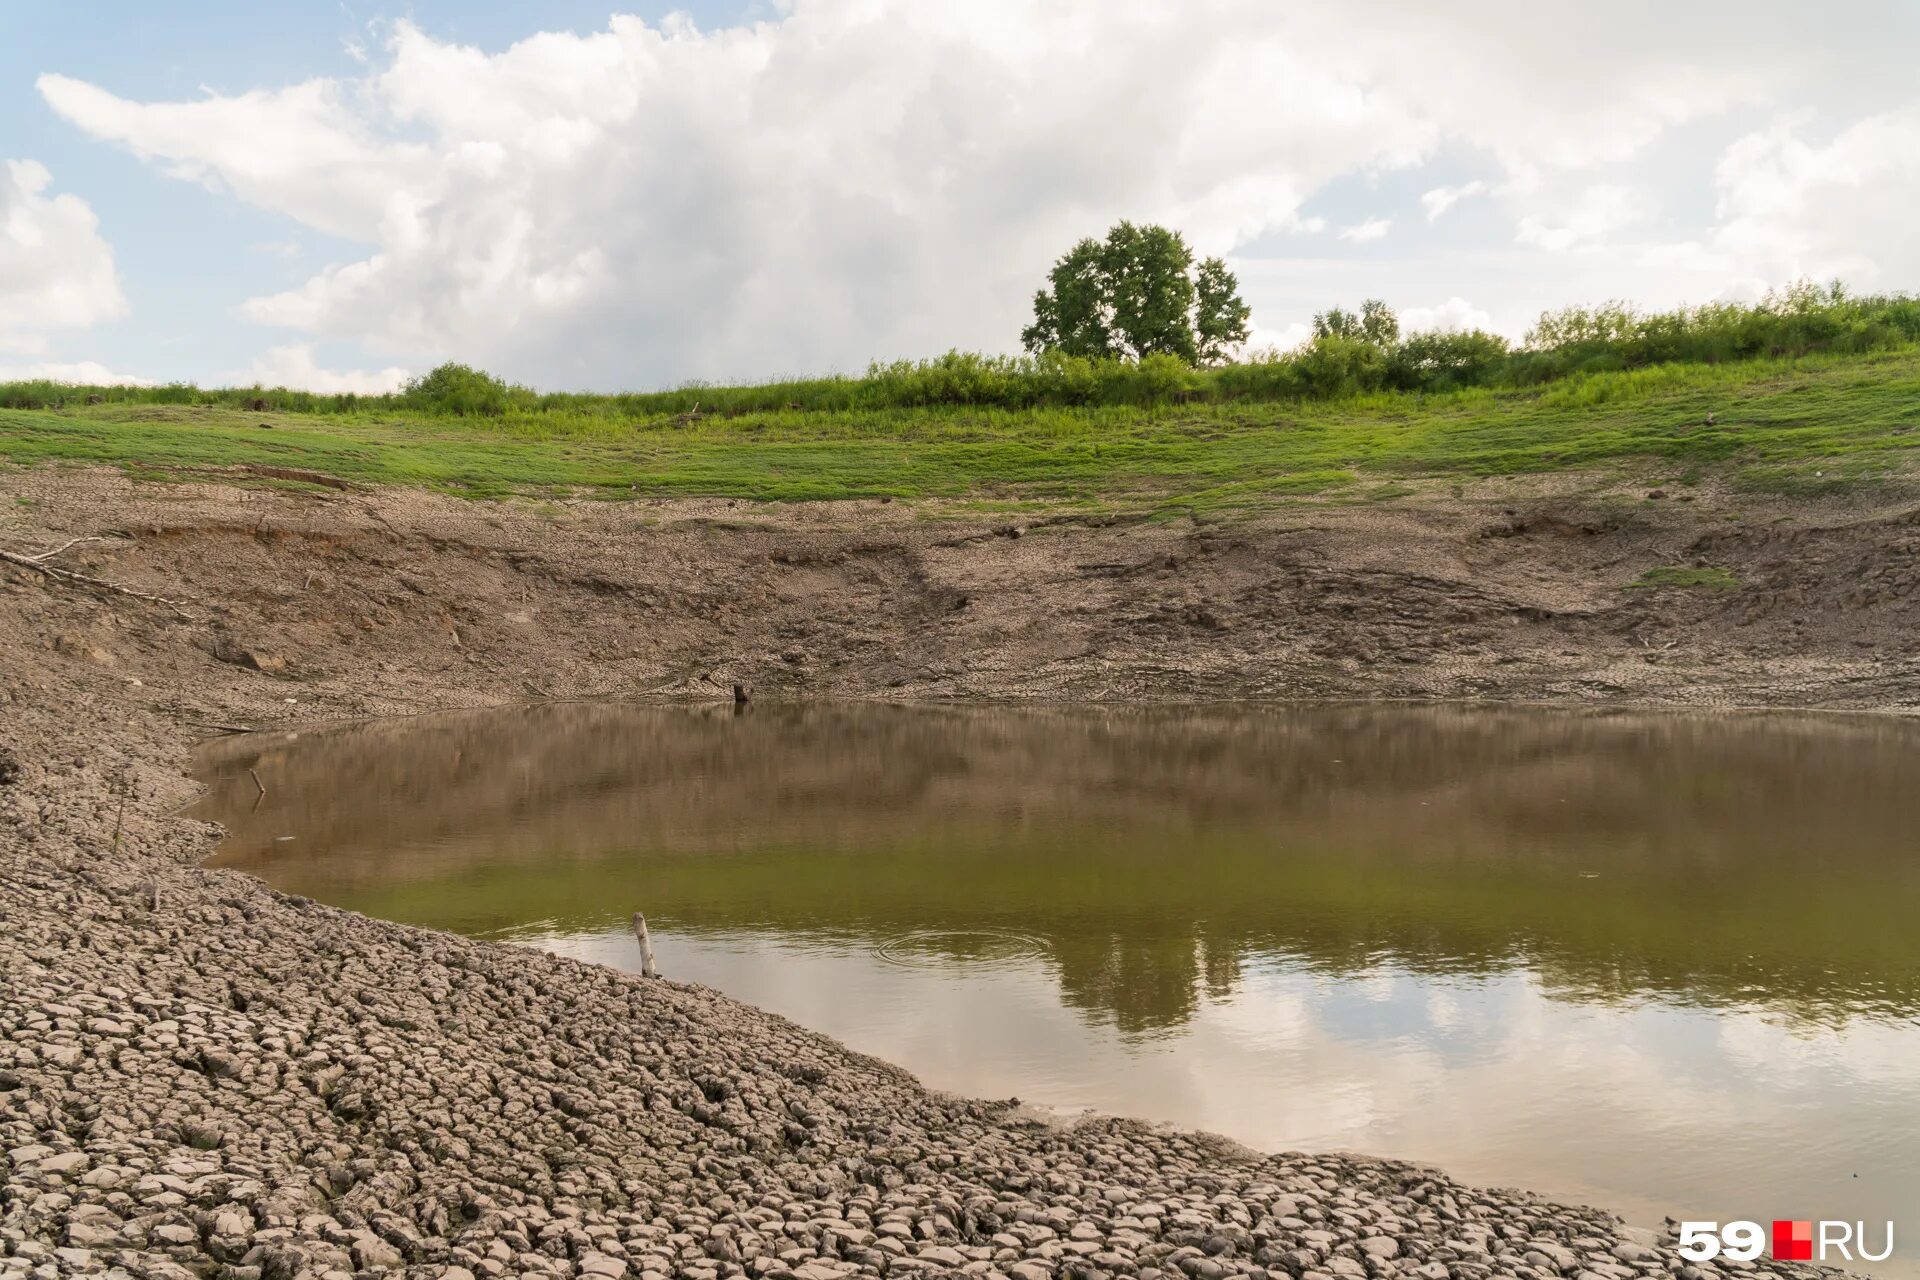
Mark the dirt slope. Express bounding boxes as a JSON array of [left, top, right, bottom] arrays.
[[2, 469, 1916, 725]]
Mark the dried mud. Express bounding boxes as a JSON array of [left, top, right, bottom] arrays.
[[5, 466, 1908, 1279]]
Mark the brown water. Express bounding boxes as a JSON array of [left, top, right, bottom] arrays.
[[193, 702, 1920, 1271]]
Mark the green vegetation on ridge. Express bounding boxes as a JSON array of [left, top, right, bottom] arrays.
[[5, 280, 1919, 419], [2, 282, 1919, 509], [3, 349, 1918, 510]]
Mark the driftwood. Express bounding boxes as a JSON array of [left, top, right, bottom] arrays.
[[631, 913, 659, 979]]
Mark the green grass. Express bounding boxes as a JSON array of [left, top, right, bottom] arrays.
[[3, 349, 1918, 511], [1629, 566, 1741, 591]]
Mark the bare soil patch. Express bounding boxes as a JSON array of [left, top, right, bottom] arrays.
[[3, 469, 1916, 726]]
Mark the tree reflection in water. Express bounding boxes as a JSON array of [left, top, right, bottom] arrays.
[[196, 701, 1920, 1033]]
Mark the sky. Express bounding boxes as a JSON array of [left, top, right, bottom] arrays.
[[3, 0, 1919, 392]]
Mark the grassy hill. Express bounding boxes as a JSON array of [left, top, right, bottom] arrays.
[[3, 350, 1917, 513]]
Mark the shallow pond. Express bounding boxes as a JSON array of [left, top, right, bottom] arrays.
[[193, 702, 1920, 1271]]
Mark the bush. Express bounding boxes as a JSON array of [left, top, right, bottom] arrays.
[[862, 351, 1035, 408], [1386, 330, 1511, 391], [1210, 350, 1303, 400], [402, 363, 524, 416], [1292, 335, 1388, 398], [1519, 283, 1920, 374]]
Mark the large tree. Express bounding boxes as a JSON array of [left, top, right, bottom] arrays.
[[1022, 222, 1250, 364]]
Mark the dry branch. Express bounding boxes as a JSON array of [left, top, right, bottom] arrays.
[[1, 547, 193, 614], [23, 535, 111, 563]]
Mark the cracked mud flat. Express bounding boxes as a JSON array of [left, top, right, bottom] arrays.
[[5, 467, 1912, 1279]]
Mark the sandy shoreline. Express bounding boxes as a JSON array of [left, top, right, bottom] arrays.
[[4, 467, 1898, 1278]]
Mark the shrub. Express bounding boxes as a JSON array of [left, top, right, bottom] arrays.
[[1386, 330, 1511, 391], [402, 363, 523, 416], [1519, 283, 1920, 374], [1103, 352, 1197, 404], [1210, 350, 1304, 400], [863, 351, 1034, 408], [1292, 335, 1388, 398]]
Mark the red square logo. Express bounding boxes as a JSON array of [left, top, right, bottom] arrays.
[[1773, 1220, 1813, 1261]]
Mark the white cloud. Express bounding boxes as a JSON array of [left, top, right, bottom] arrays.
[[227, 342, 409, 394], [40, 6, 1446, 388], [1420, 180, 1489, 221], [0, 159, 125, 351], [1282, 0, 1859, 175], [0, 358, 150, 385], [1338, 217, 1392, 244], [36, 74, 428, 244], [33, 1, 1920, 387], [1244, 322, 1311, 354], [1400, 297, 1492, 333], [1705, 108, 1920, 287], [1514, 184, 1651, 253]]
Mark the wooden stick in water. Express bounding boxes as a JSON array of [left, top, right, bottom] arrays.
[[631, 912, 659, 979]]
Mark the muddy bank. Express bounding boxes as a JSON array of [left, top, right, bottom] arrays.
[[0, 466, 1898, 1279], [3, 469, 1918, 719]]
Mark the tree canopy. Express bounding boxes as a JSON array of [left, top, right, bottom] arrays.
[[1022, 222, 1250, 365], [1312, 298, 1400, 348]]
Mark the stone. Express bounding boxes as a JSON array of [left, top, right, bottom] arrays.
[[64, 1219, 121, 1248], [351, 1232, 406, 1269], [1531, 1243, 1580, 1273], [39, 1152, 90, 1175], [210, 634, 289, 674]]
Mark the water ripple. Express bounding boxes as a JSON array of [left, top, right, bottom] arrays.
[[872, 928, 1050, 971]]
